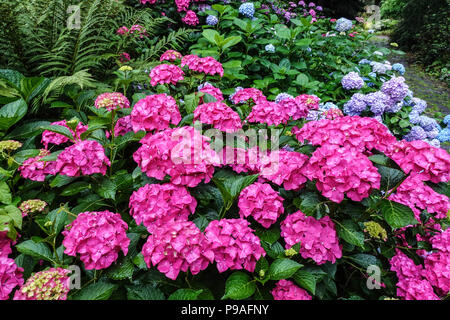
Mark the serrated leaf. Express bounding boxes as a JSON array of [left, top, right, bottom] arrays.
[[39, 124, 74, 140], [71, 282, 117, 300], [222, 272, 256, 300], [107, 258, 134, 280], [380, 199, 418, 229], [168, 289, 203, 300], [293, 270, 316, 295], [126, 285, 165, 300], [335, 219, 365, 248], [16, 240, 54, 263], [0, 182, 12, 204], [50, 175, 76, 188], [348, 254, 381, 269], [268, 258, 303, 280], [60, 182, 91, 196]]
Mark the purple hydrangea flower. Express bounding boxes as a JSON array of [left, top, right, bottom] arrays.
[[364, 91, 392, 115], [335, 18, 353, 32], [343, 93, 367, 116], [206, 15, 219, 26], [381, 76, 409, 102], [404, 126, 427, 141], [275, 92, 293, 103], [341, 72, 365, 90]]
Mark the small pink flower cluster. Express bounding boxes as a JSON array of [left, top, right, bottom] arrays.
[[182, 10, 199, 26], [129, 183, 197, 232], [114, 115, 133, 137], [389, 249, 439, 300], [94, 92, 130, 111], [204, 219, 266, 273], [131, 94, 181, 132], [199, 83, 224, 102], [293, 116, 396, 153], [260, 150, 309, 191], [19, 149, 57, 181], [194, 102, 242, 133], [0, 256, 23, 300], [19, 199, 47, 217], [181, 55, 224, 77], [281, 211, 342, 265], [0, 232, 14, 258], [238, 182, 284, 228], [149, 64, 185, 87], [13, 268, 71, 300], [386, 140, 450, 183], [142, 220, 214, 280], [133, 127, 220, 187], [41, 120, 87, 148], [160, 50, 182, 62], [304, 145, 380, 203], [388, 175, 450, 221], [117, 24, 147, 38], [119, 52, 131, 63], [62, 211, 130, 270], [230, 88, 267, 105], [271, 280, 312, 300], [55, 140, 110, 177]]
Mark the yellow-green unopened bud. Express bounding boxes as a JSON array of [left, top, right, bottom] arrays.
[[119, 65, 133, 72], [0, 140, 22, 152], [259, 270, 265, 278], [364, 221, 388, 241], [284, 248, 297, 257]]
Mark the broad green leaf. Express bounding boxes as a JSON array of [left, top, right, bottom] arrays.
[[126, 285, 165, 300], [335, 219, 365, 248], [50, 175, 76, 188], [60, 181, 91, 196], [16, 240, 54, 263], [293, 270, 317, 295], [71, 282, 118, 300], [5, 120, 50, 139], [39, 124, 74, 140], [202, 29, 221, 45], [107, 258, 134, 280], [1, 205, 22, 229], [0, 99, 27, 131], [268, 258, 303, 280], [255, 227, 280, 245], [221, 36, 242, 50], [348, 254, 382, 269], [380, 199, 418, 229], [0, 182, 12, 204], [295, 73, 309, 86], [222, 272, 256, 300], [375, 165, 405, 191], [168, 289, 203, 300]]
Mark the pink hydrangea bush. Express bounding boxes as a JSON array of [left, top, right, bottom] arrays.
[[142, 220, 214, 280], [272, 280, 312, 300], [204, 219, 266, 273], [114, 115, 133, 137], [181, 55, 224, 77], [130, 94, 181, 132], [230, 88, 267, 105], [281, 211, 342, 265], [238, 182, 284, 228], [13, 268, 71, 300], [62, 211, 130, 270], [129, 183, 197, 232]]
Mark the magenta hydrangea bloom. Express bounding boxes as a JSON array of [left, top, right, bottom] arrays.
[[272, 280, 312, 300], [182, 10, 199, 26], [204, 218, 266, 273], [142, 220, 214, 280], [247, 101, 289, 126], [94, 92, 130, 111], [41, 120, 87, 149], [130, 94, 181, 132], [160, 50, 182, 62], [304, 145, 380, 203], [386, 140, 450, 183], [238, 182, 284, 228], [175, 0, 190, 12], [259, 150, 309, 191], [277, 97, 312, 120], [219, 146, 268, 174], [197, 56, 224, 77], [129, 183, 197, 232], [181, 54, 201, 71], [62, 211, 130, 270], [18, 149, 57, 182], [149, 64, 184, 87], [13, 268, 71, 300], [0, 256, 23, 300], [424, 251, 450, 296], [55, 140, 110, 177], [293, 116, 397, 154], [281, 211, 342, 265], [114, 115, 133, 137], [230, 88, 267, 105], [199, 83, 224, 102], [194, 102, 242, 133], [133, 127, 220, 187], [0, 232, 13, 258], [294, 94, 320, 111]]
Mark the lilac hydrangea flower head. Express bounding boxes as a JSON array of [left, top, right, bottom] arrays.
[[239, 2, 255, 18], [404, 126, 427, 142], [409, 110, 421, 124], [411, 98, 427, 114], [419, 116, 439, 131], [371, 61, 390, 74], [359, 59, 371, 65], [343, 93, 366, 116], [364, 91, 392, 115], [385, 101, 403, 113], [335, 18, 353, 32], [275, 92, 293, 103], [381, 76, 409, 102], [320, 102, 338, 111], [206, 15, 218, 26], [341, 72, 365, 90]]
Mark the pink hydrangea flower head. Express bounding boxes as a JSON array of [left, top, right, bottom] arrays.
[[129, 24, 148, 38], [247, 101, 289, 126], [95, 92, 130, 111], [0, 256, 23, 300], [131, 94, 181, 132], [13, 268, 71, 300], [231, 88, 267, 105], [114, 115, 133, 137], [55, 140, 110, 177], [293, 116, 397, 154], [277, 97, 311, 120], [259, 150, 309, 190], [160, 50, 182, 62], [149, 64, 184, 87], [140, 0, 157, 4], [238, 182, 284, 228], [62, 210, 130, 270], [182, 10, 199, 26], [175, 0, 190, 12], [41, 120, 88, 148], [424, 251, 450, 296], [295, 94, 320, 111], [281, 211, 342, 264], [142, 220, 214, 280], [386, 140, 450, 183], [129, 183, 197, 233], [429, 228, 450, 253], [272, 280, 312, 300], [199, 83, 224, 103], [181, 54, 201, 70], [18, 149, 57, 182], [119, 52, 131, 63], [219, 146, 268, 174], [133, 127, 220, 187], [198, 56, 224, 77], [0, 232, 14, 258], [204, 218, 266, 273], [390, 249, 423, 279], [304, 145, 380, 203], [194, 102, 242, 133], [116, 26, 129, 35]]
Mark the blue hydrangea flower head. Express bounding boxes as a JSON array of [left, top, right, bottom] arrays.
[[411, 98, 427, 114], [335, 18, 353, 32], [206, 15, 218, 26], [443, 115, 450, 126], [265, 44, 275, 53], [364, 91, 392, 115], [321, 102, 338, 111], [392, 63, 405, 75], [343, 93, 367, 116], [419, 116, 439, 131], [239, 2, 255, 19], [381, 76, 409, 102], [359, 59, 371, 65], [437, 127, 450, 142]]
